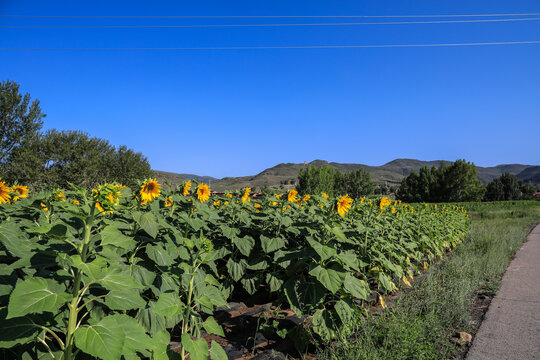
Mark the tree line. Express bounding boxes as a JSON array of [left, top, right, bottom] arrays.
[[1, 80, 152, 190]]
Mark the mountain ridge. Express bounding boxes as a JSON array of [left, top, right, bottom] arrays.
[[152, 159, 540, 191]]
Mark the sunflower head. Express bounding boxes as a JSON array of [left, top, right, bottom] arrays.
[[322, 193, 328, 200], [196, 183, 210, 203], [241, 187, 251, 205], [287, 189, 298, 203], [164, 196, 173, 207], [0, 181, 12, 204], [336, 194, 353, 217], [140, 178, 161, 203], [183, 181, 192, 196], [379, 197, 392, 210], [12, 185, 28, 201]]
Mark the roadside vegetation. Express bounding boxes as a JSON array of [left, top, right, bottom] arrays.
[[318, 201, 540, 360]]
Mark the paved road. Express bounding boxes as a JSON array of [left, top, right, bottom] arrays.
[[467, 223, 540, 360]]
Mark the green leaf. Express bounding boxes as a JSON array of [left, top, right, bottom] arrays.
[[0, 223, 33, 258], [100, 225, 135, 250], [104, 289, 146, 310], [74, 316, 125, 360], [326, 225, 356, 244], [139, 212, 158, 238], [202, 285, 228, 308], [153, 293, 184, 317], [337, 251, 361, 272], [343, 274, 369, 300], [209, 340, 227, 360], [266, 273, 283, 293], [284, 278, 326, 316], [260, 235, 285, 253], [312, 309, 338, 342], [101, 268, 144, 291], [377, 272, 393, 292], [112, 314, 153, 357], [306, 237, 336, 261], [0, 308, 41, 348], [234, 236, 255, 257], [181, 333, 208, 360], [203, 316, 224, 337], [151, 330, 181, 360], [334, 299, 356, 324], [240, 274, 258, 295], [226, 258, 247, 282], [308, 264, 345, 294], [7, 278, 71, 319], [146, 244, 177, 267]]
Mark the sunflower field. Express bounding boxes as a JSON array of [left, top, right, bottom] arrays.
[[0, 177, 470, 360]]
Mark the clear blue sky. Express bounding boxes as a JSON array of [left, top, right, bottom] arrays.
[[1, 1, 539, 178]]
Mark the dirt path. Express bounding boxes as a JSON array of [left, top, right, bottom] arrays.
[[466, 223, 540, 359]]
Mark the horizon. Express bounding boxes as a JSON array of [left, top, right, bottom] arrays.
[[153, 157, 540, 179], [1, 0, 540, 178]]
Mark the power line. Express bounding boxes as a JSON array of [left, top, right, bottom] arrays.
[[1, 12, 540, 19], [2, 17, 540, 29], [1, 40, 540, 51]]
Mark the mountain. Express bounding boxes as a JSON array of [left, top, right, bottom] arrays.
[[151, 171, 218, 187], [152, 159, 540, 191]]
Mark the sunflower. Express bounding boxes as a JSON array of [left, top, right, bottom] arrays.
[[336, 194, 353, 217], [0, 181, 12, 204], [322, 193, 328, 200], [276, 194, 282, 200], [56, 192, 66, 202], [140, 178, 161, 203], [40, 202, 48, 211], [302, 195, 310, 202], [164, 196, 173, 207], [196, 183, 210, 203], [225, 193, 233, 198], [287, 189, 298, 203], [95, 202, 113, 215], [241, 187, 251, 204], [379, 197, 392, 209], [183, 181, 192, 196], [12, 185, 28, 201]]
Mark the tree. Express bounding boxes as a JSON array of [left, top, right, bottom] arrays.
[[339, 169, 375, 198], [7, 130, 152, 190], [0, 80, 45, 165], [397, 159, 485, 202], [297, 165, 374, 198], [485, 173, 522, 201]]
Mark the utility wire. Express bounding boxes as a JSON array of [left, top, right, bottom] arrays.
[[1, 40, 540, 51], [2, 17, 540, 29], [1, 12, 540, 19]]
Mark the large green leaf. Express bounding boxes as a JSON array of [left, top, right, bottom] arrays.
[[284, 278, 326, 316], [0, 223, 33, 258], [337, 251, 361, 272], [265, 273, 283, 293], [7, 278, 71, 319], [153, 293, 184, 317], [104, 289, 146, 310], [150, 330, 180, 360], [146, 244, 177, 267], [139, 212, 158, 238], [234, 236, 255, 257], [202, 285, 228, 308], [209, 340, 227, 360], [181, 334, 208, 360], [112, 314, 153, 357], [334, 299, 356, 324], [226, 258, 247, 282], [74, 316, 125, 360], [312, 308, 338, 342], [100, 225, 135, 250], [309, 264, 345, 294], [306, 237, 336, 261], [260, 235, 285, 254], [343, 274, 369, 300], [203, 316, 224, 337], [0, 308, 41, 348], [100, 268, 144, 291]]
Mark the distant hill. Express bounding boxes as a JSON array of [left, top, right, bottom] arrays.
[[153, 159, 540, 191]]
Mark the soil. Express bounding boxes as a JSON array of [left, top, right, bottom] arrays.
[[451, 288, 495, 359]]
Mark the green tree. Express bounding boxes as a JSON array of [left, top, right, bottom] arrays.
[[0, 80, 45, 165], [519, 181, 536, 200], [397, 160, 485, 202], [339, 169, 375, 198], [7, 130, 152, 190], [485, 173, 522, 201], [297, 165, 338, 196]]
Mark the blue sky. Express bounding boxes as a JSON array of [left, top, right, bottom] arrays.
[[1, 1, 539, 178]]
